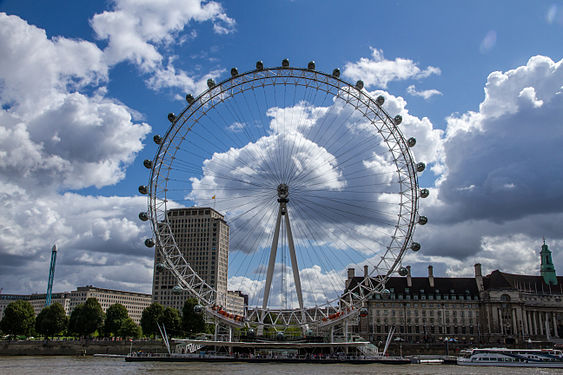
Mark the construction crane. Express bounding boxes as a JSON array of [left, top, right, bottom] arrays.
[[45, 244, 57, 307]]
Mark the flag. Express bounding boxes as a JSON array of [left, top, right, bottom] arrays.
[[211, 195, 216, 199]]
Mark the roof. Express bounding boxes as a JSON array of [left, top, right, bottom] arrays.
[[484, 270, 563, 295], [347, 276, 479, 297]]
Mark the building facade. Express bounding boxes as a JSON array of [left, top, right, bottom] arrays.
[[348, 242, 563, 345], [69, 286, 152, 324], [0, 292, 72, 317], [152, 207, 231, 311]]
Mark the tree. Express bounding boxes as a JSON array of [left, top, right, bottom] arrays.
[[35, 302, 68, 338], [162, 307, 182, 337], [0, 300, 35, 337], [182, 298, 205, 336], [118, 317, 142, 339], [140, 302, 164, 337], [103, 303, 129, 337], [68, 298, 104, 337]]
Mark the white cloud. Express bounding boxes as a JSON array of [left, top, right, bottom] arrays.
[[343, 47, 441, 89], [91, 0, 235, 92], [407, 84, 442, 100], [480, 30, 497, 53], [415, 55, 563, 277]]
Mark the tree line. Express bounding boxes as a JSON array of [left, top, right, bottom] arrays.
[[0, 298, 206, 340]]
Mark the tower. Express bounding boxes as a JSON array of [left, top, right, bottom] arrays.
[[540, 240, 557, 285], [45, 244, 57, 307], [152, 207, 229, 310]]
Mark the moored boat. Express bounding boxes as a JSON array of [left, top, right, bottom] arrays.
[[457, 347, 563, 368]]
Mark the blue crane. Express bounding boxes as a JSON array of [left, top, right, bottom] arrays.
[[45, 244, 57, 307]]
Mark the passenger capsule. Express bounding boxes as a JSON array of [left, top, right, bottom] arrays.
[[411, 242, 421, 252], [194, 304, 204, 314], [332, 68, 340, 78], [144, 238, 155, 248], [153, 135, 162, 145], [418, 216, 428, 225], [281, 58, 290, 68], [207, 78, 216, 88], [394, 115, 402, 125], [230, 67, 239, 77], [398, 267, 408, 276], [407, 137, 416, 147], [143, 159, 153, 169], [376, 95, 385, 106], [382, 289, 391, 298], [416, 162, 426, 172], [138, 212, 149, 221], [307, 61, 316, 70], [155, 263, 166, 272], [359, 308, 368, 317], [172, 285, 183, 295], [355, 80, 364, 90], [168, 113, 176, 123], [186, 94, 195, 104], [256, 60, 264, 71], [138, 185, 148, 195], [420, 188, 430, 198]]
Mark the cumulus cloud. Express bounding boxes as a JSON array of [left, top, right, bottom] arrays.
[[417, 55, 563, 277], [91, 0, 234, 92], [343, 47, 441, 89]]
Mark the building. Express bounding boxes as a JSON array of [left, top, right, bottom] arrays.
[[348, 265, 481, 344], [347, 241, 563, 344], [475, 242, 563, 343], [152, 207, 230, 311], [1, 286, 151, 325], [69, 285, 152, 324], [0, 292, 71, 317]]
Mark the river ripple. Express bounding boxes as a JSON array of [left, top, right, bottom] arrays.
[[0, 356, 561, 375]]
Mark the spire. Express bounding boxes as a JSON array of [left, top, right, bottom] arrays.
[[540, 240, 557, 286]]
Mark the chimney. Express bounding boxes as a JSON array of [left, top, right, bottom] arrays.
[[428, 265, 435, 288], [474, 263, 484, 293], [346, 268, 355, 289], [364, 265, 369, 278], [406, 266, 412, 288]]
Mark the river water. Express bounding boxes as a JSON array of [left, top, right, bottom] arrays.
[[0, 356, 561, 375]]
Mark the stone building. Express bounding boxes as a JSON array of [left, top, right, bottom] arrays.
[[69, 285, 152, 324], [476, 242, 563, 344], [348, 241, 563, 344], [1, 286, 151, 324], [348, 265, 481, 344]]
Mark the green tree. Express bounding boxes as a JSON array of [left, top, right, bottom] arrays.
[[0, 300, 35, 337], [140, 302, 164, 337], [118, 317, 142, 339], [162, 307, 182, 337], [35, 302, 68, 338], [103, 303, 128, 337], [68, 298, 104, 337], [182, 298, 204, 336]]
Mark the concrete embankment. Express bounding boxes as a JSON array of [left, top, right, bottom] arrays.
[[0, 339, 167, 356]]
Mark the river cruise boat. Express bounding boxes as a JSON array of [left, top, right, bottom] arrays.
[[457, 348, 563, 368]]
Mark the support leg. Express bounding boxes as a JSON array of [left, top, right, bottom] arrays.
[[263, 205, 283, 309]]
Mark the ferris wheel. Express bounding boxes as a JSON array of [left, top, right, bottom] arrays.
[[139, 60, 428, 330]]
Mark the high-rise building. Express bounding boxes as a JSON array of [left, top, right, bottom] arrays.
[[152, 207, 230, 311]]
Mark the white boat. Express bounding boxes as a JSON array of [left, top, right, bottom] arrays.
[[457, 347, 563, 368]]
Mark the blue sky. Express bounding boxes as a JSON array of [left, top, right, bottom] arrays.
[[1, 0, 563, 303]]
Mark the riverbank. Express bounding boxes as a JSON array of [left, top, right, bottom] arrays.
[[0, 339, 166, 356]]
